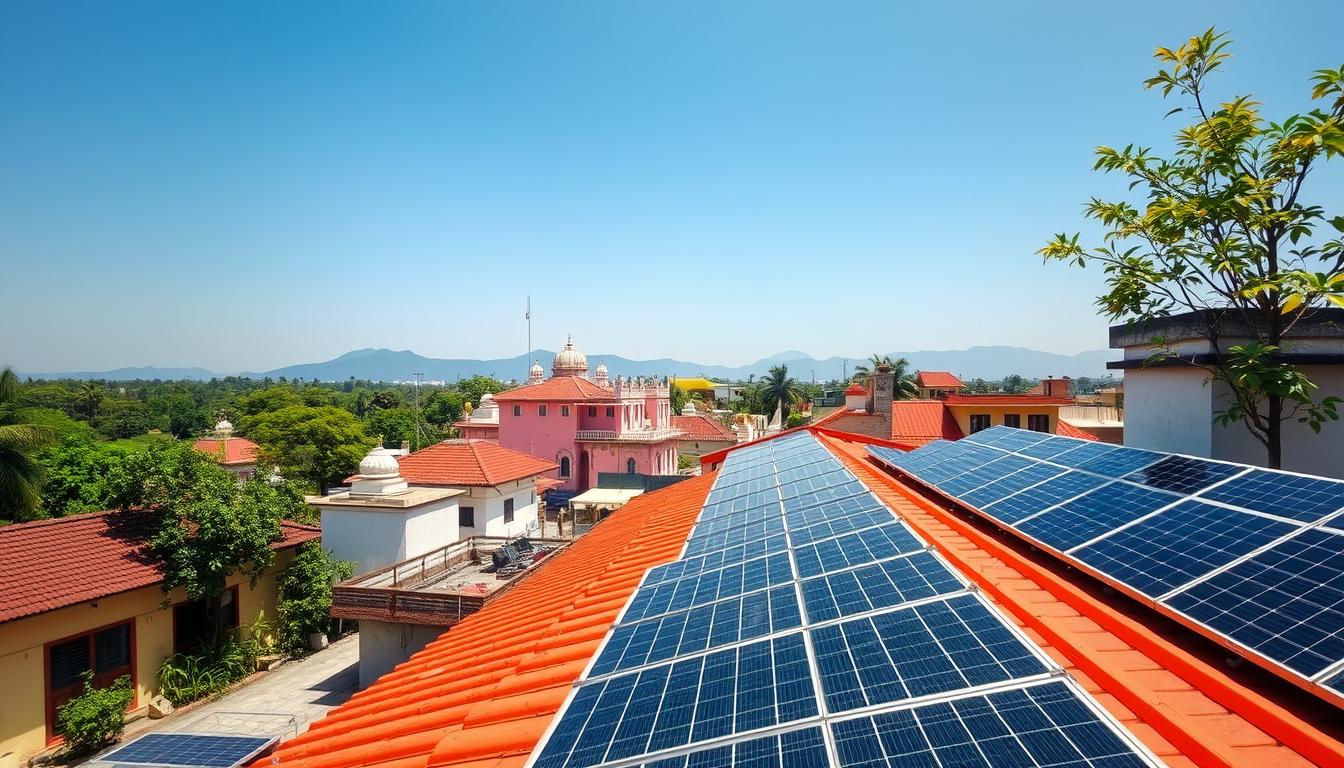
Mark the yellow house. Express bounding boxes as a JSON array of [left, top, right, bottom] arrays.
[[0, 510, 319, 767]]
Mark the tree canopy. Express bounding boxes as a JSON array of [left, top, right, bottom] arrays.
[[247, 406, 371, 494], [0, 368, 58, 522]]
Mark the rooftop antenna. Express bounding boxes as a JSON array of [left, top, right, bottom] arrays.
[[525, 296, 532, 379]]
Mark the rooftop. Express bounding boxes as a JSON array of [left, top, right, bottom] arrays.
[[670, 413, 736, 442], [942, 392, 1074, 405], [492, 375, 617, 403], [915, 370, 963, 388], [192, 435, 260, 466], [0, 510, 319, 625], [355, 440, 559, 487], [889, 399, 963, 445]]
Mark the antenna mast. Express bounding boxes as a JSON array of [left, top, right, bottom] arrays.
[[525, 295, 532, 379]]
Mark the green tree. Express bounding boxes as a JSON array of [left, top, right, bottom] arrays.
[[1, 368, 59, 522], [1041, 29, 1344, 468], [369, 389, 402, 411], [365, 406, 437, 450], [112, 443, 285, 646], [669, 382, 688, 415], [422, 390, 465, 425], [74, 382, 104, 420], [457, 375, 505, 407], [851, 354, 918, 399], [247, 406, 371, 493], [94, 399, 155, 439], [999, 375, 1035, 395], [276, 543, 354, 651], [760, 365, 805, 421], [164, 394, 208, 438], [234, 387, 303, 419], [36, 436, 131, 517]]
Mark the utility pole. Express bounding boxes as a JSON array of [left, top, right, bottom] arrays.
[[525, 296, 532, 378], [413, 372, 424, 449]]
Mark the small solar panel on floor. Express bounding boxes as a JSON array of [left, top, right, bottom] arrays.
[[100, 734, 275, 768]]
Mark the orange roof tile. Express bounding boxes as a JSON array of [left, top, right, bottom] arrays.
[[915, 370, 963, 388], [260, 472, 713, 768], [889, 400, 963, 445], [843, 382, 866, 396], [942, 393, 1073, 405], [1057, 419, 1100, 441], [492, 376, 616, 403], [670, 414, 735, 442], [388, 440, 558, 487], [0, 510, 318, 624], [192, 436, 259, 465]]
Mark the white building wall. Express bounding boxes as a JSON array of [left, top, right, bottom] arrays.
[[319, 499, 459, 574], [453, 481, 539, 539], [356, 619, 445, 689], [1209, 366, 1344, 479], [1121, 367, 1214, 458]]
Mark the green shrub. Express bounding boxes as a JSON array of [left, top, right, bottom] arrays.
[[57, 672, 133, 755], [278, 543, 354, 651], [156, 619, 274, 707]]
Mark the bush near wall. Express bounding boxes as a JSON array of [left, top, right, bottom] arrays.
[[57, 673, 134, 756]]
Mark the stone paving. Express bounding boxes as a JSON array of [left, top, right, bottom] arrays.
[[128, 634, 359, 743]]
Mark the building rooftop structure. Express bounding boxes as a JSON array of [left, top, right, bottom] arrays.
[[192, 419, 260, 466], [254, 424, 1344, 768], [0, 510, 319, 624], [914, 370, 964, 389], [669, 412, 736, 442], [363, 439, 559, 488]]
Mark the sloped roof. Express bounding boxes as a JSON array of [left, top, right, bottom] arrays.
[[392, 440, 558, 487], [192, 436, 260, 466], [670, 414, 735, 442], [254, 427, 1344, 768], [261, 472, 713, 768], [492, 376, 616, 403], [943, 393, 1073, 406], [843, 382, 866, 396], [915, 370, 963, 388], [1056, 419, 1101, 441], [0, 510, 319, 625], [889, 400, 963, 445]]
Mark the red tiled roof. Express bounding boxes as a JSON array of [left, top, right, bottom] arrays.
[[889, 400, 963, 445], [392, 440, 558, 487], [0, 510, 319, 625], [192, 436, 259, 466], [843, 383, 866, 396], [261, 472, 713, 768], [255, 426, 1344, 768], [943, 393, 1073, 406], [1057, 419, 1100, 441], [915, 370, 963, 388], [670, 414, 735, 442], [492, 376, 616, 403]]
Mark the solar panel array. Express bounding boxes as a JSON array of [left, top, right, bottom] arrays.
[[98, 734, 276, 768], [530, 431, 1160, 768], [868, 426, 1344, 702]]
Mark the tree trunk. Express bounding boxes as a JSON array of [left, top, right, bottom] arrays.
[[206, 592, 224, 650], [1267, 393, 1283, 469]]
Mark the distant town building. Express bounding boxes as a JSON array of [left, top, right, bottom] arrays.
[[915, 370, 964, 399], [1112, 308, 1344, 478], [191, 419, 259, 480], [671, 402, 737, 459], [670, 376, 718, 403]]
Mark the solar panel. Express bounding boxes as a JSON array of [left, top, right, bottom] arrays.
[[800, 551, 966, 622], [1017, 482, 1179, 551], [1198, 468, 1344, 523], [1075, 446, 1164, 478], [959, 464, 1067, 509], [981, 471, 1109, 524], [640, 726, 829, 768], [793, 522, 925, 578], [1017, 436, 1084, 460], [100, 734, 276, 768], [1165, 528, 1344, 678], [623, 553, 794, 622], [1048, 440, 1120, 469], [1123, 455, 1244, 495]]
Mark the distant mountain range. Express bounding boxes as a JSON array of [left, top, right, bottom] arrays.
[[19, 346, 1119, 383]]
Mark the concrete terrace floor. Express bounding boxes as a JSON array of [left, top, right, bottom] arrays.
[[128, 634, 359, 743]]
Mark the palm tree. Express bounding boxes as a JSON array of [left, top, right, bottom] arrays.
[[0, 367, 57, 522], [760, 365, 805, 421], [851, 354, 918, 400]]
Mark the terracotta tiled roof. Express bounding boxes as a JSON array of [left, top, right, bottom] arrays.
[[390, 440, 559, 487], [192, 436, 260, 466], [1056, 419, 1100, 441], [255, 426, 1344, 768], [915, 370, 963, 388], [261, 472, 713, 768], [889, 400, 963, 445], [670, 414, 735, 442], [942, 393, 1073, 405], [0, 510, 319, 625], [492, 376, 616, 402], [843, 383, 866, 396]]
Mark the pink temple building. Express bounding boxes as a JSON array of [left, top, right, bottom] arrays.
[[456, 337, 681, 492]]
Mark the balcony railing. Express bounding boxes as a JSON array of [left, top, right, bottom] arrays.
[[575, 428, 684, 443]]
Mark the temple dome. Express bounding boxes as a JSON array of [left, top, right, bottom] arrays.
[[551, 336, 588, 377], [359, 446, 402, 479], [529, 360, 544, 383], [214, 419, 234, 435]]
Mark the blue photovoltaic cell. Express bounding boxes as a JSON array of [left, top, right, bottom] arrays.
[[1198, 468, 1344, 524], [800, 551, 966, 622], [866, 445, 906, 468], [783, 481, 871, 516], [623, 553, 794, 622], [1075, 446, 1165, 478], [963, 425, 1055, 451], [591, 584, 802, 675], [959, 464, 1067, 510], [1018, 483, 1179, 551], [1326, 669, 1344, 696], [794, 522, 924, 578], [1047, 441, 1119, 469], [1166, 528, 1344, 677], [915, 446, 1011, 485], [938, 455, 1035, 497], [830, 681, 1149, 768], [1017, 436, 1085, 460], [1123, 455, 1244, 495], [689, 511, 783, 540], [682, 528, 789, 560], [1073, 500, 1298, 596], [640, 726, 829, 768], [981, 472, 1109, 524], [102, 735, 274, 768], [812, 594, 1048, 713], [789, 505, 894, 548], [533, 634, 817, 768]]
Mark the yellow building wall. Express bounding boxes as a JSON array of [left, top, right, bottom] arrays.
[[0, 548, 297, 767], [946, 404, 1063, 436]]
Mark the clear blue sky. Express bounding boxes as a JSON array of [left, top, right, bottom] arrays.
[[3, 1, 1342, 373]]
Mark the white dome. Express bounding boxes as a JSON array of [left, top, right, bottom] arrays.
[[214, 419, 234, 434], [595, 360, 608, 374], [480, 393, 495, 403], [359, 446, 401, 479], [551, 335, 588, 377], [529, 361, 543, 374]]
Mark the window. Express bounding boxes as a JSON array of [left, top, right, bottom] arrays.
[[1028, 414, 1051, 432], [561, 405, 570, 417], [174, 585, 240, 655], [538, 404, 547, 417], [513, 405, 522, 417], [606, 406, 615, 418], [559, 456, 571, 478], [459, 506, 475, 527], [1003, 414, 1021, 429], [588, 406, 597, 417], [48, 622, 134, 738], [626, 458, 637, 474], [969, 414, 991, 433], [503, 498, 514, 524]]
